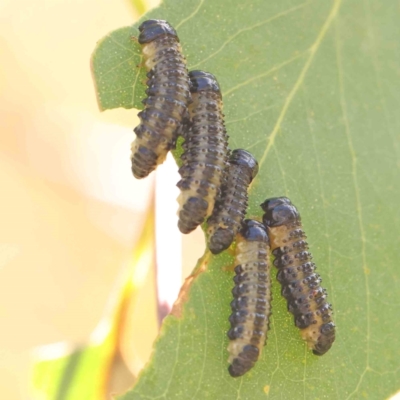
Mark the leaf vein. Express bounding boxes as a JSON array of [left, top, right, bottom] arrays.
[[223, 52, 305, 97], [99, 55, 137, 80], [132, 55, 143, 106], [256, 0, 342, 174], [225, 104, 277, 125], [303, 86, 341, 399], [189, 1, 312, 69], [176, 0, 205, 29], [335, 16, 372, 400], [108, 34, 138, 55]]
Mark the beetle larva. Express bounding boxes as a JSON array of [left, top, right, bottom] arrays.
[[177, 70, 229, 234], [207, 149, 258, 254], [227, 219, 272, 377], [261, 197, 335, 355], [131, 19, 191, 179]]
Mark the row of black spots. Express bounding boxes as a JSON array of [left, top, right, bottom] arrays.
[[227, 219, 272, 377], [261, 197, 335, 355], [131, 20, 191, 179], [176, 70, 229, 234], [207, 149, 259, 254]]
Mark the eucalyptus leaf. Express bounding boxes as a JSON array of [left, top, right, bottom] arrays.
[[91, 0, 400, 398]]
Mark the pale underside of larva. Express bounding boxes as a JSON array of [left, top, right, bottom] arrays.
[[227, 220, 271, 377]]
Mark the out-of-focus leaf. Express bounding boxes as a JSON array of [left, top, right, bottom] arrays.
[[32, 343, 111, 400], [127, 0, 147, 16], [91, 0, 400, 399], [32, 201, 156, 399]]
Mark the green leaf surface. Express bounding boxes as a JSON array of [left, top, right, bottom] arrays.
[[91, 0, 400, 398], [32, 343, 112, 400]]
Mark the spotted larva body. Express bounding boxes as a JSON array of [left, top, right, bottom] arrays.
[[227, 219, 272, 377], [177, 70, 229, 234], [261, 197, 335, 355], [131, 20, 191, 179], [207, 149, 258, 254]]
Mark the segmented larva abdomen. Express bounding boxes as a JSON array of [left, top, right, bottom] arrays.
[[207, 149, 258, 254], [261, 197, 336, 355], [131, 20, 191, 179], [177, 70, 229, 234], [227, 219, 272, 377]]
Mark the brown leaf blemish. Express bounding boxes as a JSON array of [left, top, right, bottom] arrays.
[[222, 262, 235, 273], [170, 252, 210, 318]]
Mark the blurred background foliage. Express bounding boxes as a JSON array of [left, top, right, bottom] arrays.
[[0, 0, 204, 398]]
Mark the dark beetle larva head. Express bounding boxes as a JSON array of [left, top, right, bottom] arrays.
[[240, 219, 269, 243], [229, 149, 259, 180], [189, 70, 221, 94], [261, 197, 300, 227], [260, 196, 292, 213], [138, 20, 178, 44]]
